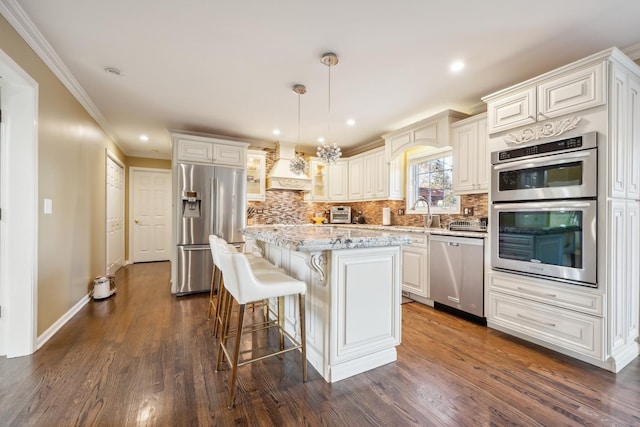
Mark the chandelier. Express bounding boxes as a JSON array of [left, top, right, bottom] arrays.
[[289, 84, 310, 175], [316, 52, 342, 164]]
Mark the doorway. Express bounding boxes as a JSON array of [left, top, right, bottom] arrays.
[[0, 48, 38, 357], [106, 152, 125, 275], [129, 168, 172, 263]]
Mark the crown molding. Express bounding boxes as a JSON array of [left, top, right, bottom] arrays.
[[623, 41, 640, 60], [0, 0, 126, 154]]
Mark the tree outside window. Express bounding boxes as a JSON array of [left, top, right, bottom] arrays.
[[410, 154, 459, 212]]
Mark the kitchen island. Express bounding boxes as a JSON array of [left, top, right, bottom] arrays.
[[243, 225, 412, 383]]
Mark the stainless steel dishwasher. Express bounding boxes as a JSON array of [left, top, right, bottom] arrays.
[[429, 235, 484, 318]]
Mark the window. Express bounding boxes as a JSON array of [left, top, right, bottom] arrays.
[[407, 148, 460, 214]]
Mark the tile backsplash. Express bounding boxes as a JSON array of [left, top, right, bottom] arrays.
[[246, 147, 488, 227]]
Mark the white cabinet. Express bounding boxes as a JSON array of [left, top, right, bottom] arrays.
[[345, 147, 402, 201], [307, 158, 348, 201], [610, 68, 640, 199], [329, 160, 349, 201], [348, 156, 364, 200], [176, 138, 214, 163], [383, 110, 469, 161], [485, 62, 606, 134], [247, 150, 266, 201], [452, 113, 488, 194], [401, 234, 428, 299], [172, 132, 248, 166], [363, 148, 388, 199]]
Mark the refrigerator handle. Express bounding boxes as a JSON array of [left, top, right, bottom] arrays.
[[211, 177, 218, 237]]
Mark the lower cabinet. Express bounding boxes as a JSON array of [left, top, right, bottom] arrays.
[[401, 234, 429, 301], [487, 271, 606, 365]]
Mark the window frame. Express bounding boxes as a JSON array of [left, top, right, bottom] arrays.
[[406, 147, 460, 215]]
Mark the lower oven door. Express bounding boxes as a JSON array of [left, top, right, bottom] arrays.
[[491, 200, 597, 286]]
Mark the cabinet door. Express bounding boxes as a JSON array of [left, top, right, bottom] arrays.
[[363, 153, 377, 199], [310, 159, 329, 200], [452, 122, 477, 193], [213, 143, 245, 167], [329, 160, 349, 201], [176, 139, 213, 163], [475, 117, 489, 191], [348, 156, 364, 200], [537, 62, 605, 120], [627, 76, 640, 200], [372, 150, 388, 197], [246, 151, 266, 201], [486, 87, 536, 134], [402, 244, 428, 298], [388, 155, 405, 200]]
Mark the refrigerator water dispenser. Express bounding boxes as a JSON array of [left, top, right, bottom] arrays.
[[182, 191, 201, 218]]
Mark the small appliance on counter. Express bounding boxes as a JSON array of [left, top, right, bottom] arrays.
[[330, 206, 351, 224]]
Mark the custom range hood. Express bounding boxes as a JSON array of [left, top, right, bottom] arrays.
[[266, 142, 312, 191]]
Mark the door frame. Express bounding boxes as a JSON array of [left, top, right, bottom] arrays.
[[128, 167, 172, 264], [0, 47, 39, 357], [105, 150, 125, 275]]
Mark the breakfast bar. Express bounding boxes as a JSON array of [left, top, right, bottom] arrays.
[[243, 225, 411, 383]]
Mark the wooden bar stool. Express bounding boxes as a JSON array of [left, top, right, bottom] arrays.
[[215, 243, 307, 408]]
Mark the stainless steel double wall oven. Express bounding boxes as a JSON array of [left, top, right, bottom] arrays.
[[490, 132, 598, 286]]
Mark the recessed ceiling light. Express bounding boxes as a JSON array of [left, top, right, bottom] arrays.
[[318, 137, 325, 143], [104, 66, 124, 77], [346, 119, 356, 126], [140, 135, 149, 141], [450, 61, 465, 72], [273, 129, 281, 135]]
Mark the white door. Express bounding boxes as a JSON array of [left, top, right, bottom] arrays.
[[106, 153, 125, 274], [130, 168, 172, 263]]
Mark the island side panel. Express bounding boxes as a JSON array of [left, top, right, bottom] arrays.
[[329, 246, 402, 382]]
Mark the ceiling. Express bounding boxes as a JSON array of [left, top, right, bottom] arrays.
[[4, 0, 640, 159]]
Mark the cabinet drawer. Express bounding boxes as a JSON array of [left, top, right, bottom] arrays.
[[488, 272, 603, 316], [488, 292, 603, 359], [408, 234, 427, 247]]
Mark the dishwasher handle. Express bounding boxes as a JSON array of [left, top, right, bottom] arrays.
[[448, 242, 460, 247]]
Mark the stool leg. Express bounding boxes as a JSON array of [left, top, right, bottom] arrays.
[[213, 274, 225, 339], [299, 293, 307, 382], [207, 264, 219, 319], [278, 296, 285, 351], [216, 287, 234, 371], [228, 304, 246, 409]]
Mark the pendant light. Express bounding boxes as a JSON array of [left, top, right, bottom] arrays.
[[316, 52, 342, 164], [289, 84, 309, 175]]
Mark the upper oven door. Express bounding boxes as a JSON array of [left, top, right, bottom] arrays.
[[491, 148, 597, 202], [491, 200, 597, 286]]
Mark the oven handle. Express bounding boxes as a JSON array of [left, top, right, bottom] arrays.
[[492, 201, 593, 211], [492, 149, 592, 171]]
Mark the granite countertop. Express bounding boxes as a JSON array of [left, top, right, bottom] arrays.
[[243, 225, 413, 252], [317, 223, 488, 239]]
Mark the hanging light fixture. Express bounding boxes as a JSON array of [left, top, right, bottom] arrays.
[[289, 84, 310, 175], [316, 52, 342, 164]]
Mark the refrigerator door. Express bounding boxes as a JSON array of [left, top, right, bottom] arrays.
[[177, 163, 215, 245], [177, 244, 213, 295], [213, 166, 247, 244]]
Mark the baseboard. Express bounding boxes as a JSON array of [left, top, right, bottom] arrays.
[[36, 293, 91, 350]]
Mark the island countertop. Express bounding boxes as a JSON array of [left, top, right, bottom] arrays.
[[243, 225, 413, 252]]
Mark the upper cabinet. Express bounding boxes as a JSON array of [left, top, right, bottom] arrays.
[[383, 110, 469, 161], [347, 147, 404, 202], [484, 62, 606, 135], [306, 158, 348, 201], [247, 150, 266, 201], [452, 113, 488, 194], [171, 131, 249, 167]]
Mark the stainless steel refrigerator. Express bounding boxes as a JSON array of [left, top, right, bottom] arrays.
[[176, 162, 246, 295]]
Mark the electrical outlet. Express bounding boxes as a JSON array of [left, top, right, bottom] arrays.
[[463, 207, 474, 217], [256, 209, 264, 214], [324, 210, 330, 215], [398, 209, 404, 215]]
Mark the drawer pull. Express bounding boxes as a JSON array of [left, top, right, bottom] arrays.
[[517, 287, 556, 298], [517, 313, 556, 327], [447, 296, 460, 303]]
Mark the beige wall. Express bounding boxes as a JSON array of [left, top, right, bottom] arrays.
[[1, 16, 126, 335], [124, 157, 171, 260]]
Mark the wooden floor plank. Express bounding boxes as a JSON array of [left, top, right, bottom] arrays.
[[0, 261, 638, 426]]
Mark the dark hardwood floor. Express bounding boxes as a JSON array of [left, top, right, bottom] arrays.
[[1, 261, 638, 426]]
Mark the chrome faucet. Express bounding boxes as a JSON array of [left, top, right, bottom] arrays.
[[411, 196, 433, 228]]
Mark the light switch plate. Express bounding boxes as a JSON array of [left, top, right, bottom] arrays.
[[44, 198, 52, 214]]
